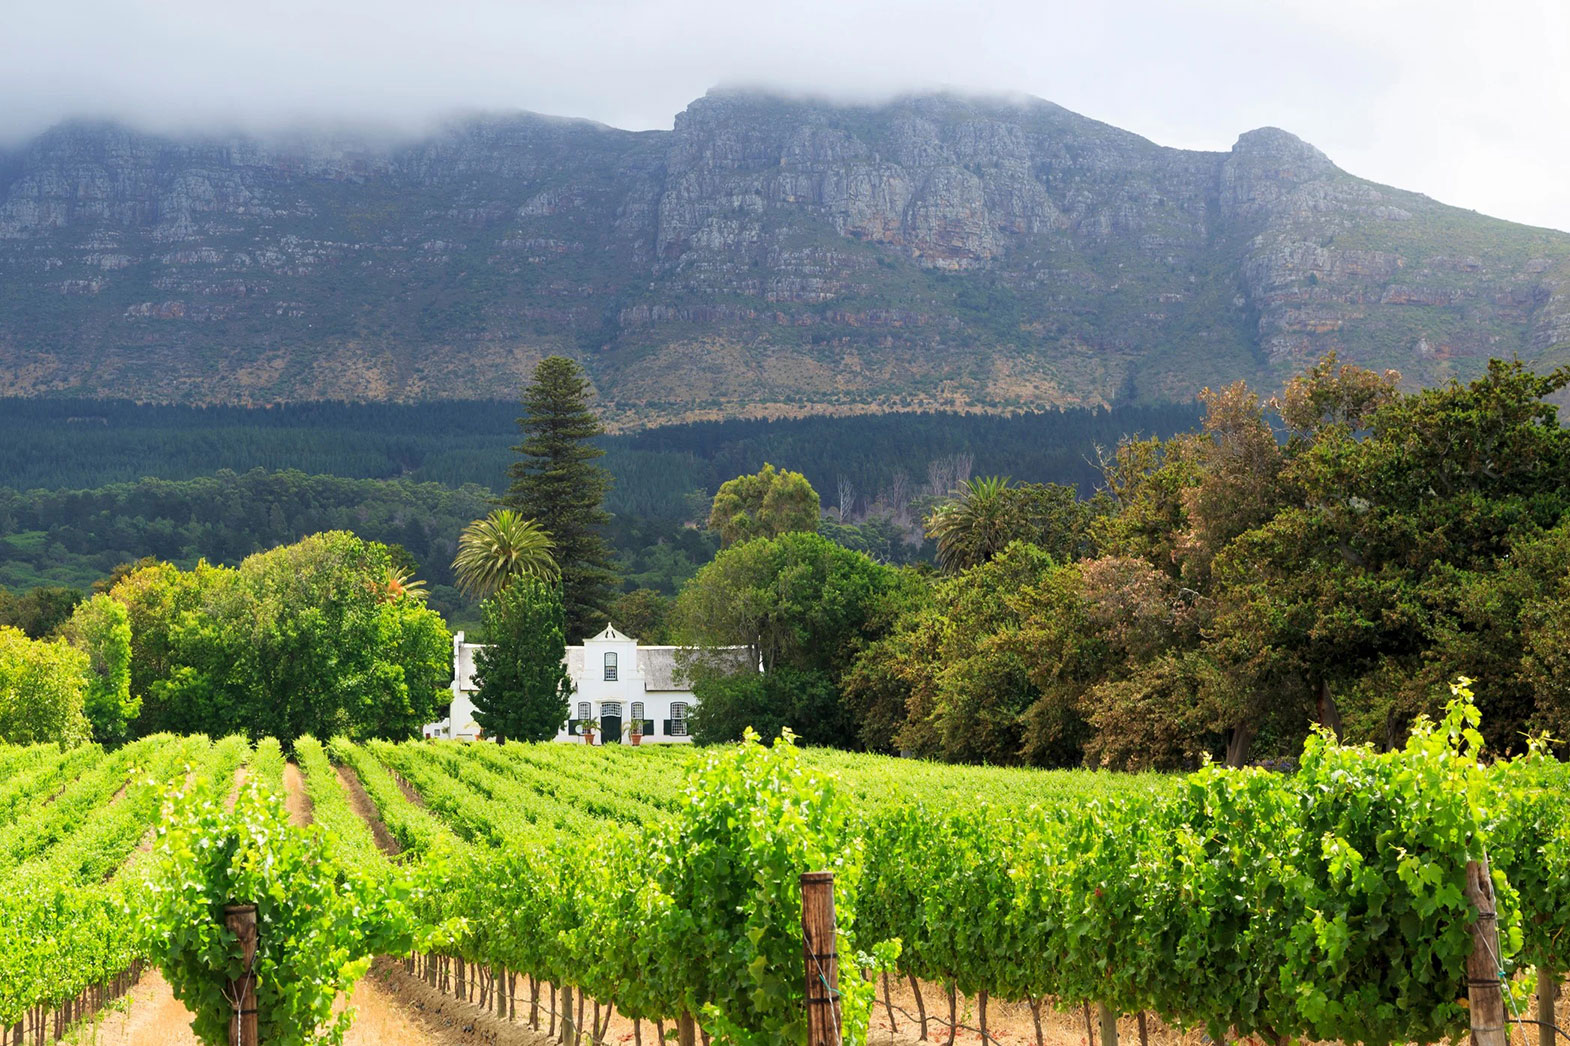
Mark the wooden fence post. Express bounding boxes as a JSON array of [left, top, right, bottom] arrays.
[[225, 903, 259, 1046], [1464, 860, 1508, 1046], [802, 871, 841, 1046]]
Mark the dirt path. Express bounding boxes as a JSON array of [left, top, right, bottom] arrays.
[[225, 765, 248, 811], [863, 978, 1197, 1046], [281, 761, 311, 827], [337, 762, 402, 855], [70, 963, 551, 1046], [70, 968, 202, 1046]]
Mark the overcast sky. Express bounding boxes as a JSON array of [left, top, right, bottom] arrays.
[[5, 0, 1568, 232]]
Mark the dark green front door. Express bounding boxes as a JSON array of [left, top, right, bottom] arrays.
[[601, 713, 622, 744]]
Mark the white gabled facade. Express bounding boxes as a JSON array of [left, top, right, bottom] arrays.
[[425, 624, 753, 744]]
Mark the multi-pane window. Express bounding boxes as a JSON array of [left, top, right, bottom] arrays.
[[602, 701, 621, 717], [671, 701, 689, 737], [578, 701, 590, 720], [604, 652, 618, 681], [631, 701, 645, 722]]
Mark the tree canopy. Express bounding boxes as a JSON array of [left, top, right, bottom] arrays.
[[0, 626, 91, 746], [675, 531, 902, 745], [108, 532, 451, 742], [848, 356, 1570, 767], [707, 464, 821, 546], [504, 356, 617, 640], [60, 594, 138, 743], [472, 577, 573, 743], [452, 509, 558, 601]]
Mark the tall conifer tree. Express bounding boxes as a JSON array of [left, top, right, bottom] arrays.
[[472, 577, 573, 743], [505, 356, 616, 639]]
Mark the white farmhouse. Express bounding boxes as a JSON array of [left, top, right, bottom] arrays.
[[424, 624, 754, 744]]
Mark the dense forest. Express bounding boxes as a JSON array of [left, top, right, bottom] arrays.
[[0, 401, 1200, 613], [0, 398, 1200, 507], [0, 471, 492, 618]]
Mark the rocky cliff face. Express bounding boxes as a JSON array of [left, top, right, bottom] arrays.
[[1, 90, 1566, 420]]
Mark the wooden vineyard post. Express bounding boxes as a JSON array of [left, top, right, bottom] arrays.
[[1464, 860, 1508, 1046], [1541, 968, 1558, 1046], [225, 903, 259, 1046], [1099, 1004, 1119, 1046], [802, 871, 842, 1046], [562, 985, 577, 1046], [677, 1012, 697, 1046]]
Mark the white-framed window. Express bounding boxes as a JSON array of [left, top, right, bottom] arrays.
[[671, 701, 689, 737], [631, 701, 644, 722], [604, 652, 618, 681], [577, 701, 590, 720]]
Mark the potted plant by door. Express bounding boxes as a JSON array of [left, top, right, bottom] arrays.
[[580, 717, 599, 745], [624, 718, 643, 746]]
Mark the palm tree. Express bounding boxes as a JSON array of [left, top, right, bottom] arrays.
[[382, 565, 429, 602], [924, 476, 1029, 573], [452, 510, 559, 600]]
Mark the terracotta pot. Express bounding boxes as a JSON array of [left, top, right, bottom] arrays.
[[630, 733, 642, 746], [582, 730, 595, 745]]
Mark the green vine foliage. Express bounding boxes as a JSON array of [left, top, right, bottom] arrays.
[[146, 776, 395, 1046], [69, 693, 1560, 1046], [858, 690, 1544, 1046], [653, 727, 877, 1046], [420, 729, 883, 1046]]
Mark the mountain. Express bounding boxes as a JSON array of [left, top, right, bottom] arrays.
[[1, 89, 1567, 422]]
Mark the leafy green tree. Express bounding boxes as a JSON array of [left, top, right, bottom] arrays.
[[61, 593, 139, 743], [104, 560, 211, 735], [676, 531, 895, 677], [818, 514, 927, 565], [1212, 359, 1570, 752], [689, 665, 839, 746], [0, 586, 84, 639], [504, 356, 617, 640], [1517, 519, 1570, 741], [675, 531, 899, 744], [924, 478, 1100, 573], [111, 533, 451, 741], [451, 509, 558, 601], [472, 577, 573, 743], [872, 542, 1070, 765], [611, 587, 672, 644], [0, 626, 91, 746], [707, 464, 821, 546]]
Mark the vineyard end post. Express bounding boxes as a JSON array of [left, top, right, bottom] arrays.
[[1463, 860, 1508, 1046], [801, 871, 841, 1046], [224, 903, 259, 1046]]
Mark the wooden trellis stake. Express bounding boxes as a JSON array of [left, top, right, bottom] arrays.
[[802, 871, 842, 1046]]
